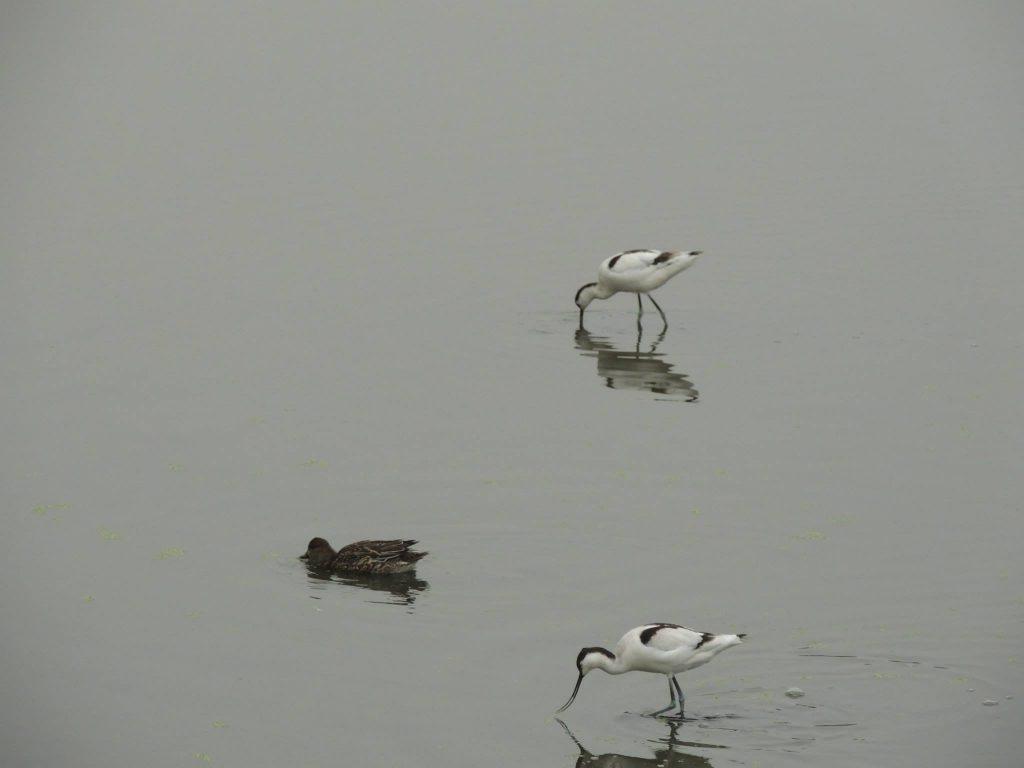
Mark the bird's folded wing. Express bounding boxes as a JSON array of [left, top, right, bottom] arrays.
[[338, 539, 418, 560], [641, 624, 707, 653], [606, 250, 673, 273]]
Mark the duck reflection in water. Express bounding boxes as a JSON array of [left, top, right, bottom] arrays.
[[556, 719, 723, 768], [574, 327, 698, 402], [304, 565, 428, 608]]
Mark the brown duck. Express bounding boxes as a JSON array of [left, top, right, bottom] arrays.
[[300, 537, 427, 575]]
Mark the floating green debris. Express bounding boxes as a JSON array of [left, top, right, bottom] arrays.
[[193, 753, 212, 763], [212, 721, 227, 729], [157, 547, 185, 559], [32, 503, 68, 516], [691, 509, 701, 516], [168, 463, 184, 471], [83, 595, 94, 603], [186, 610, 202, 619], [98, 527, 122, 541], [299, 458, 326, 468]]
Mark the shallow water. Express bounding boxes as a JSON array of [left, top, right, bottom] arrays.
[[3, 3, 1023, 767]]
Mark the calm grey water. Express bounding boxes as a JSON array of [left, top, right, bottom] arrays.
[[3, 3, 1022, 767]]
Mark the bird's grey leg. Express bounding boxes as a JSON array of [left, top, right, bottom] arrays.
[[671, 676, 685, 718], [646, 294, 668, 328], [647, 676, 677, 717]]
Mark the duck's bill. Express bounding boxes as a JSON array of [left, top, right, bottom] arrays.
[[555, 673, 584, 713], [298, 553, 308, 560]]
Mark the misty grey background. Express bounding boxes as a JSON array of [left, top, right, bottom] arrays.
[[3, 2, 1022, 767]]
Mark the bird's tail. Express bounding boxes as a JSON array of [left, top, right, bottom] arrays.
[[714, 633, 745, 650]]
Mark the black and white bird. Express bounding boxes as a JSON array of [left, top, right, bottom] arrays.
[[574, 250, 703, 328], [556, 623, 745, 718]]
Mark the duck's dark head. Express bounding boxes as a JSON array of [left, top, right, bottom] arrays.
[[301, 537, 335, 566]]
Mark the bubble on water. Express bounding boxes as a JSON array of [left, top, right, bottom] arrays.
[[982, 699, 998, 706], [785, 687, 805, 698]]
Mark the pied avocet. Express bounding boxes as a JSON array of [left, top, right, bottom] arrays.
[[556, 622, 744, 718], [574, 249, 703, 328]]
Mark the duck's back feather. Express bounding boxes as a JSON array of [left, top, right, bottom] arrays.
[[333, 539, 428, 574]]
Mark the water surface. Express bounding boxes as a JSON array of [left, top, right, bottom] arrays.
[[3, 3, 1022, 767]]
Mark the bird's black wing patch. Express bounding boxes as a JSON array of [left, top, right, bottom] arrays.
[[652, 251, 674, 265], [695, 632, 715, 649], [640, 623, 684, 645], [607, 254, 622, 269]]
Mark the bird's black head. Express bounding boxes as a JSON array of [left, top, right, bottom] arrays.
[[574, 282, 598, 309], [557, 646, 615, 713], [576, 646, 614, 673]]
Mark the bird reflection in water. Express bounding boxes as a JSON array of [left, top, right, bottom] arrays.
[[574, 327, 698, 402], [556, 718, 724, 768], [304, 564, 428, 609]]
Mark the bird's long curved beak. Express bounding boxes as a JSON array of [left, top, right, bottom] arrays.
[[298, 553, 308, 561], [556, 672, 584, 713]]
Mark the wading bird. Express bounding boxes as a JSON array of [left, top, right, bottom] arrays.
[[574, 250, 703, 329], [300, 537, 427, 575], [556, 623, 745, 718]]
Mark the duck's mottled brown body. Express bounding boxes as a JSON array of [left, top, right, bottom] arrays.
[[300, 537, 427, 574]]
